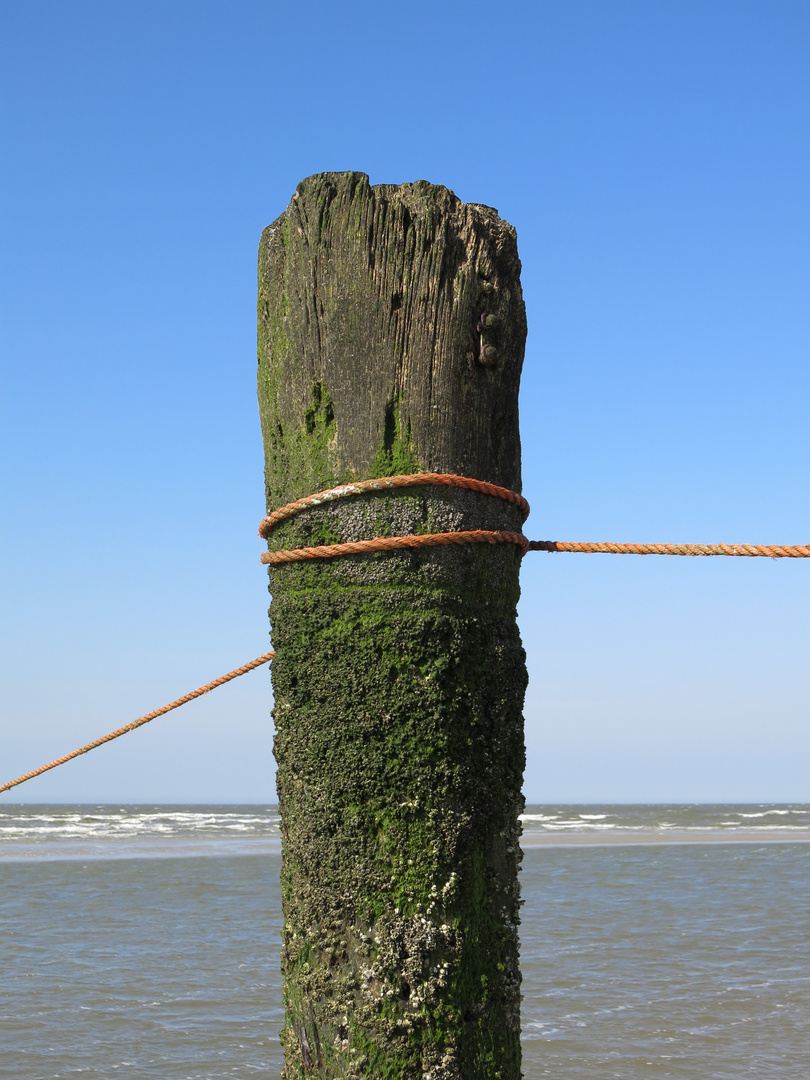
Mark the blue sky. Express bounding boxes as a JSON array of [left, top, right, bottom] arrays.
[[1, 0, 808, 803]]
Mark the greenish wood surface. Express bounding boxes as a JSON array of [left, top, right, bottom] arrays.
[[258, 172, 529, 1080]]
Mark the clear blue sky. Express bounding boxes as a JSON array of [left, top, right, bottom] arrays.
[[1, 0, 808, 803]]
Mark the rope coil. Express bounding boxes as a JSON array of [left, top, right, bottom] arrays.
[[260, 472, 810, 563], [265, 530, 530, 564], [258, 473, 530, 537]]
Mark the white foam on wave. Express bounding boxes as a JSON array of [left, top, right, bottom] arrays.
[[523, 819, 619, 831], [5, 806, 810, 858], [0, 808, 281, 845], [517, 805, 810, 841]]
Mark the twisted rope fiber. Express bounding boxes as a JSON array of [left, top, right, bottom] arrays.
[[528, 540, 810, 557], [265, 530, 530, 563], [0, 652, 274, 795], [258, 472, 530, 537], [260, 473, 810, 563]]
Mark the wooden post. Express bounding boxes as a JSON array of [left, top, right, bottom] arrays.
[[258, 172, 528, 1080]]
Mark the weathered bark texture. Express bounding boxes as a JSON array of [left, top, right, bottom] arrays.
[[258, 172, 528, 1080]]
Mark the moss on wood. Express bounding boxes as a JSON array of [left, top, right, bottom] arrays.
[[258, 173, 529, 1080]]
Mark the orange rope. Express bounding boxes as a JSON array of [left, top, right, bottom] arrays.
[[528, 540, 810, 557], [6, 473, 806, 794], [262, 530, 529, 564], [0, 652, 274, 795], [258, 473, 530, 537], [260, 473, 810, 563]]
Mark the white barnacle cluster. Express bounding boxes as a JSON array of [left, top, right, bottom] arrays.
[[421, 1044, 461, 1080], [332, 1012, 351, 1051], [440, 871, 458, 902], [366, 903, 462, 1022]]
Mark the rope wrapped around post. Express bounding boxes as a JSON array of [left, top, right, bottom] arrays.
[[260, 473, 810, 563], [4, 471, 807, 796]]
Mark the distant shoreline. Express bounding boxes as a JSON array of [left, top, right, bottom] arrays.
[[521, 829, 810, 847], [3, 830, 810, 863]]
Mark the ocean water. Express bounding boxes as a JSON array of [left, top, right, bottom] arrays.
[[1, 805, 809, 1079]]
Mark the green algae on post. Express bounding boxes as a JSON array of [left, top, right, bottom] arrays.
[[258, 172, 529, 1080]]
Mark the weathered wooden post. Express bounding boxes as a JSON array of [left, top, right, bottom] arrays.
[[257, 172, 529, 1079]]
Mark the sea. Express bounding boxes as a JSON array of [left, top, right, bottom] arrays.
[[2, 804, 809, 1079]]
